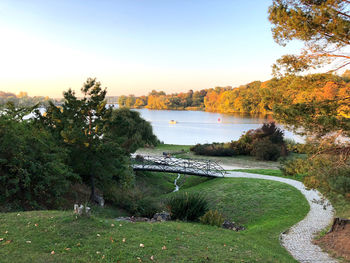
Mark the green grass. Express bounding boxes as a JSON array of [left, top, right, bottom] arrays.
[[236, 169, 349, 219], [155, 144, 192, 152], [176, 175, 212, 189], [134, 171, 211, 194], [327, 193, 350, 219], [0, 175, 309, 262], [135, 171, 177, 196], [231, 169, 305, 182], [91, 205, 129, 219]]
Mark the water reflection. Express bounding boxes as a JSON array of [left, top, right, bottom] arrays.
[[132, 108, 302, 145]]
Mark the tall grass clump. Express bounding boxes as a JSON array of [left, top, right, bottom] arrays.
[[200, 210, 225, 227], [166, 192, 208, 221]]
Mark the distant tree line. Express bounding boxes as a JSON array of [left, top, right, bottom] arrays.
[[0, 91, 63, 107], [118, 71, 350, 115]]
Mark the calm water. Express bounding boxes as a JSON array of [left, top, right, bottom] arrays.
[[29, 106, 302, 145], [133, 108, 302, 145]]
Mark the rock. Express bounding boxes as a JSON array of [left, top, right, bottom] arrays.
[[153, 212, 171, 221], [74, 204, 79, 214], [222, 220, 245, 231], [85, 206, 91, 216], [115, 217, 133, 222], [329, 217, 350, 233], [73, 204, 91, 217], [114, 216, 151, 223], [114, 213, 170, 223], [92, 194, 105, 207]]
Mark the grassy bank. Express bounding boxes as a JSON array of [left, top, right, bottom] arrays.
[[230, 169, 350, 219], [0, 172, 309, 262]]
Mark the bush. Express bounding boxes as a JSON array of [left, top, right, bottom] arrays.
[[280, 158, 309, 177], [190, 122, 287, 159], [0, 116, 77, 210], [130, 197, 161, 218], [190, 143, 236, 156], [328, 174, 350, 195], [166, 192, 209, 221], [260, 122, 284, 144], [282, 153, 350, 197], [200, 210, 225, 227], [307, 156, 350, 196], [251, 138, 281, 161], [233, 131, 255, 155], [285, 139, 317, 154]]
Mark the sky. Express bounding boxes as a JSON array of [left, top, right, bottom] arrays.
[[0, 0, 303, 98]]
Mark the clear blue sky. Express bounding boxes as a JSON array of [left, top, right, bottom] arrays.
[[0, 0, 301, 97]]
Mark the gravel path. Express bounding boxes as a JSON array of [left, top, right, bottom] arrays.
[[226, 171, 337, 263]]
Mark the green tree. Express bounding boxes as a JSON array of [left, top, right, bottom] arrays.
[[0, 110, 76, 210], [37, 78, 134, 202], [268, 0, 350, 75], [106, 108, 159, 153]]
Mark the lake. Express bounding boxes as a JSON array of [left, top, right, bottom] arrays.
[[131, 108, 302, 145], [29, 106, 302, 145]]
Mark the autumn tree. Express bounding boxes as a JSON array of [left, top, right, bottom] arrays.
[[268, 0, 350, 75], [269, 1, 350, 198], [268, 0, 350, 138]]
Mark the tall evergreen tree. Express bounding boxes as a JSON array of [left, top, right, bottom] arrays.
[[37, 78, 133, 202]]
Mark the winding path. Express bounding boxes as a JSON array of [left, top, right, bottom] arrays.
[[226, 171, 337, 263]]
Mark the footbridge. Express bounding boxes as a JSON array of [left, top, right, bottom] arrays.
[[131, 155, 226, 177]]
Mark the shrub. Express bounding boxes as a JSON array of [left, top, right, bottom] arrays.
[[307, 156, 350, 196], [280, 158, 309, 177], [234, 131, 254, 155], [190, 143, 236, 156], [0, 116, 77, 210], [303, 175, 321, 189], [190, 122, 287, 159], [328, 174, 350, 195], [200, 210, 225, 227], [260, 122, 284, 144], [285, 139, 317, 154], [130, 197, 161, 218], [166, 192, 209, 221], [251, 138, 281, 161], [283, 153, 350, 197]]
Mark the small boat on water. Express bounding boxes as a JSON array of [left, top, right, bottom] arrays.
[[169, 120, 177, 124]]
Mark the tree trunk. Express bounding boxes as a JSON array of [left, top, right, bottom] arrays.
[[89, 173, 95, 201], [329, 217, 350, 233], [89, 173, 105, 207]]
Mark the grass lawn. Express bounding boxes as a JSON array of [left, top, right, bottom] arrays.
[[234, 169, 350, 219], [153, 144, 192, 153], [0, 174, 309, 263]]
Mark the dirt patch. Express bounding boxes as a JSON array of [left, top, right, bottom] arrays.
[[315, 223, 350, 262]]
